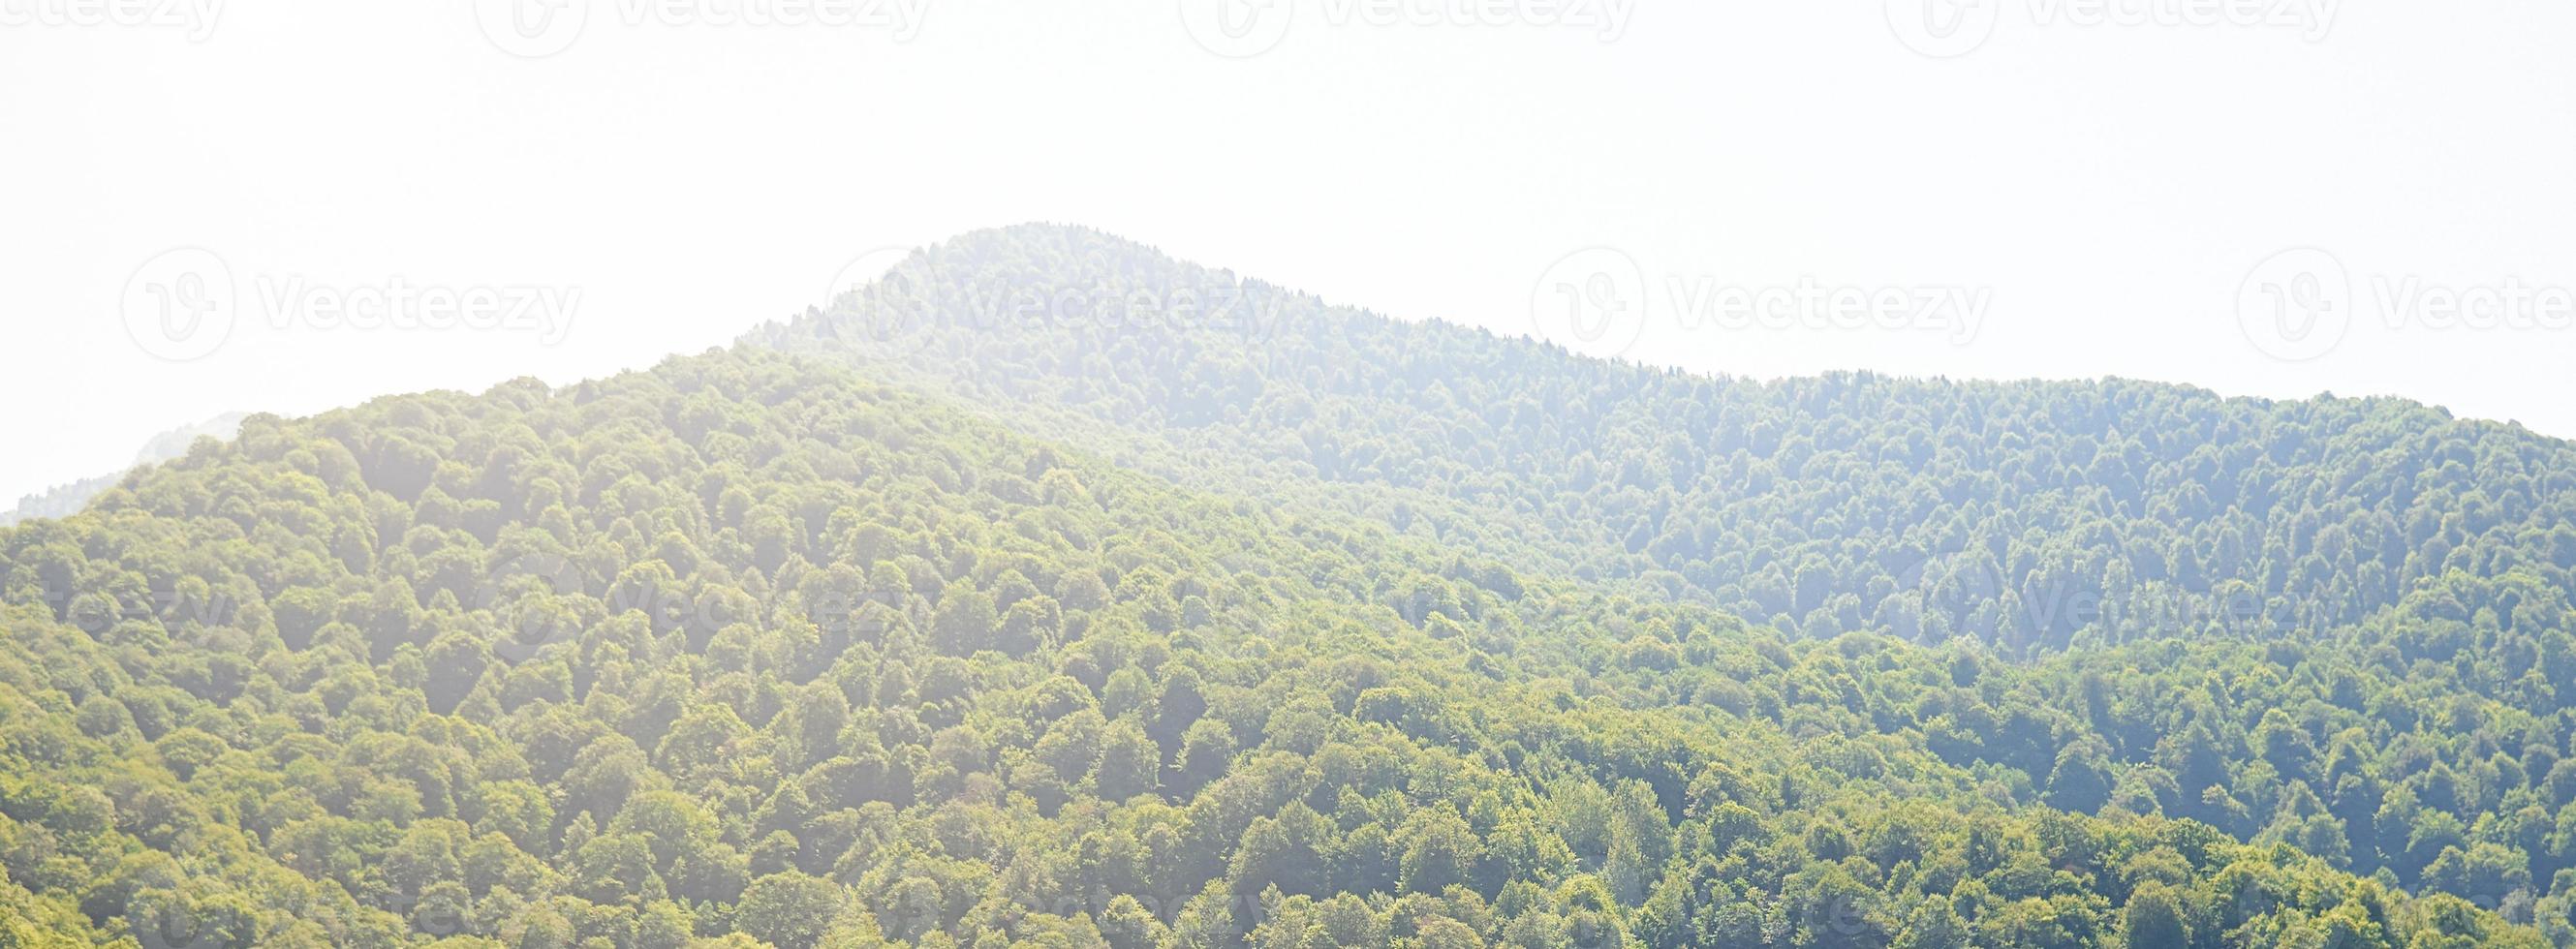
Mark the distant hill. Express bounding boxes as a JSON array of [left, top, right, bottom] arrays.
[[0, 349, 2540, 947], [754, 223, 2576, 653], [743, 225, 2576, 930], [0, 229, 2565, 945], [0, 412, 249, 527]]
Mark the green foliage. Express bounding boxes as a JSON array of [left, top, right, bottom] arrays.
[[748, 224, 2576, 934], [0, 228, 2560, 946]]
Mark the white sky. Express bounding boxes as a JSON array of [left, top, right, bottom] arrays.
[[5, 0, 2573, 503]]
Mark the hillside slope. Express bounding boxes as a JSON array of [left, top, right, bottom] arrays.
[[744, 224, 2576, 934], [0, 349, 2539, 947], [751, 224, 2576, 652]]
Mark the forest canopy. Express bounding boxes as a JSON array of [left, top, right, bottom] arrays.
[[0, 226, 2569, 947]]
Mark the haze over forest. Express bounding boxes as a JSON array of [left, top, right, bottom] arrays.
[[1, 226, 2573, 947]]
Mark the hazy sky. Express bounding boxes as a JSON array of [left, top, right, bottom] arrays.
[[6, 0, 2573, 503]]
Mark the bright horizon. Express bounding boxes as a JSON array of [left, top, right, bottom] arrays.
[[7, 0, 2573, 502]]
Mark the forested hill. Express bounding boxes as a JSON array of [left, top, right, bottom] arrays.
[[3, 413, 249, 529], [749, 224, 2576, 653], [0, 349, 2547, 946]]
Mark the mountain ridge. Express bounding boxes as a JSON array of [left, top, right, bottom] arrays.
[[0, 227, 2568, 944], [756, 223, 2576, 647]]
